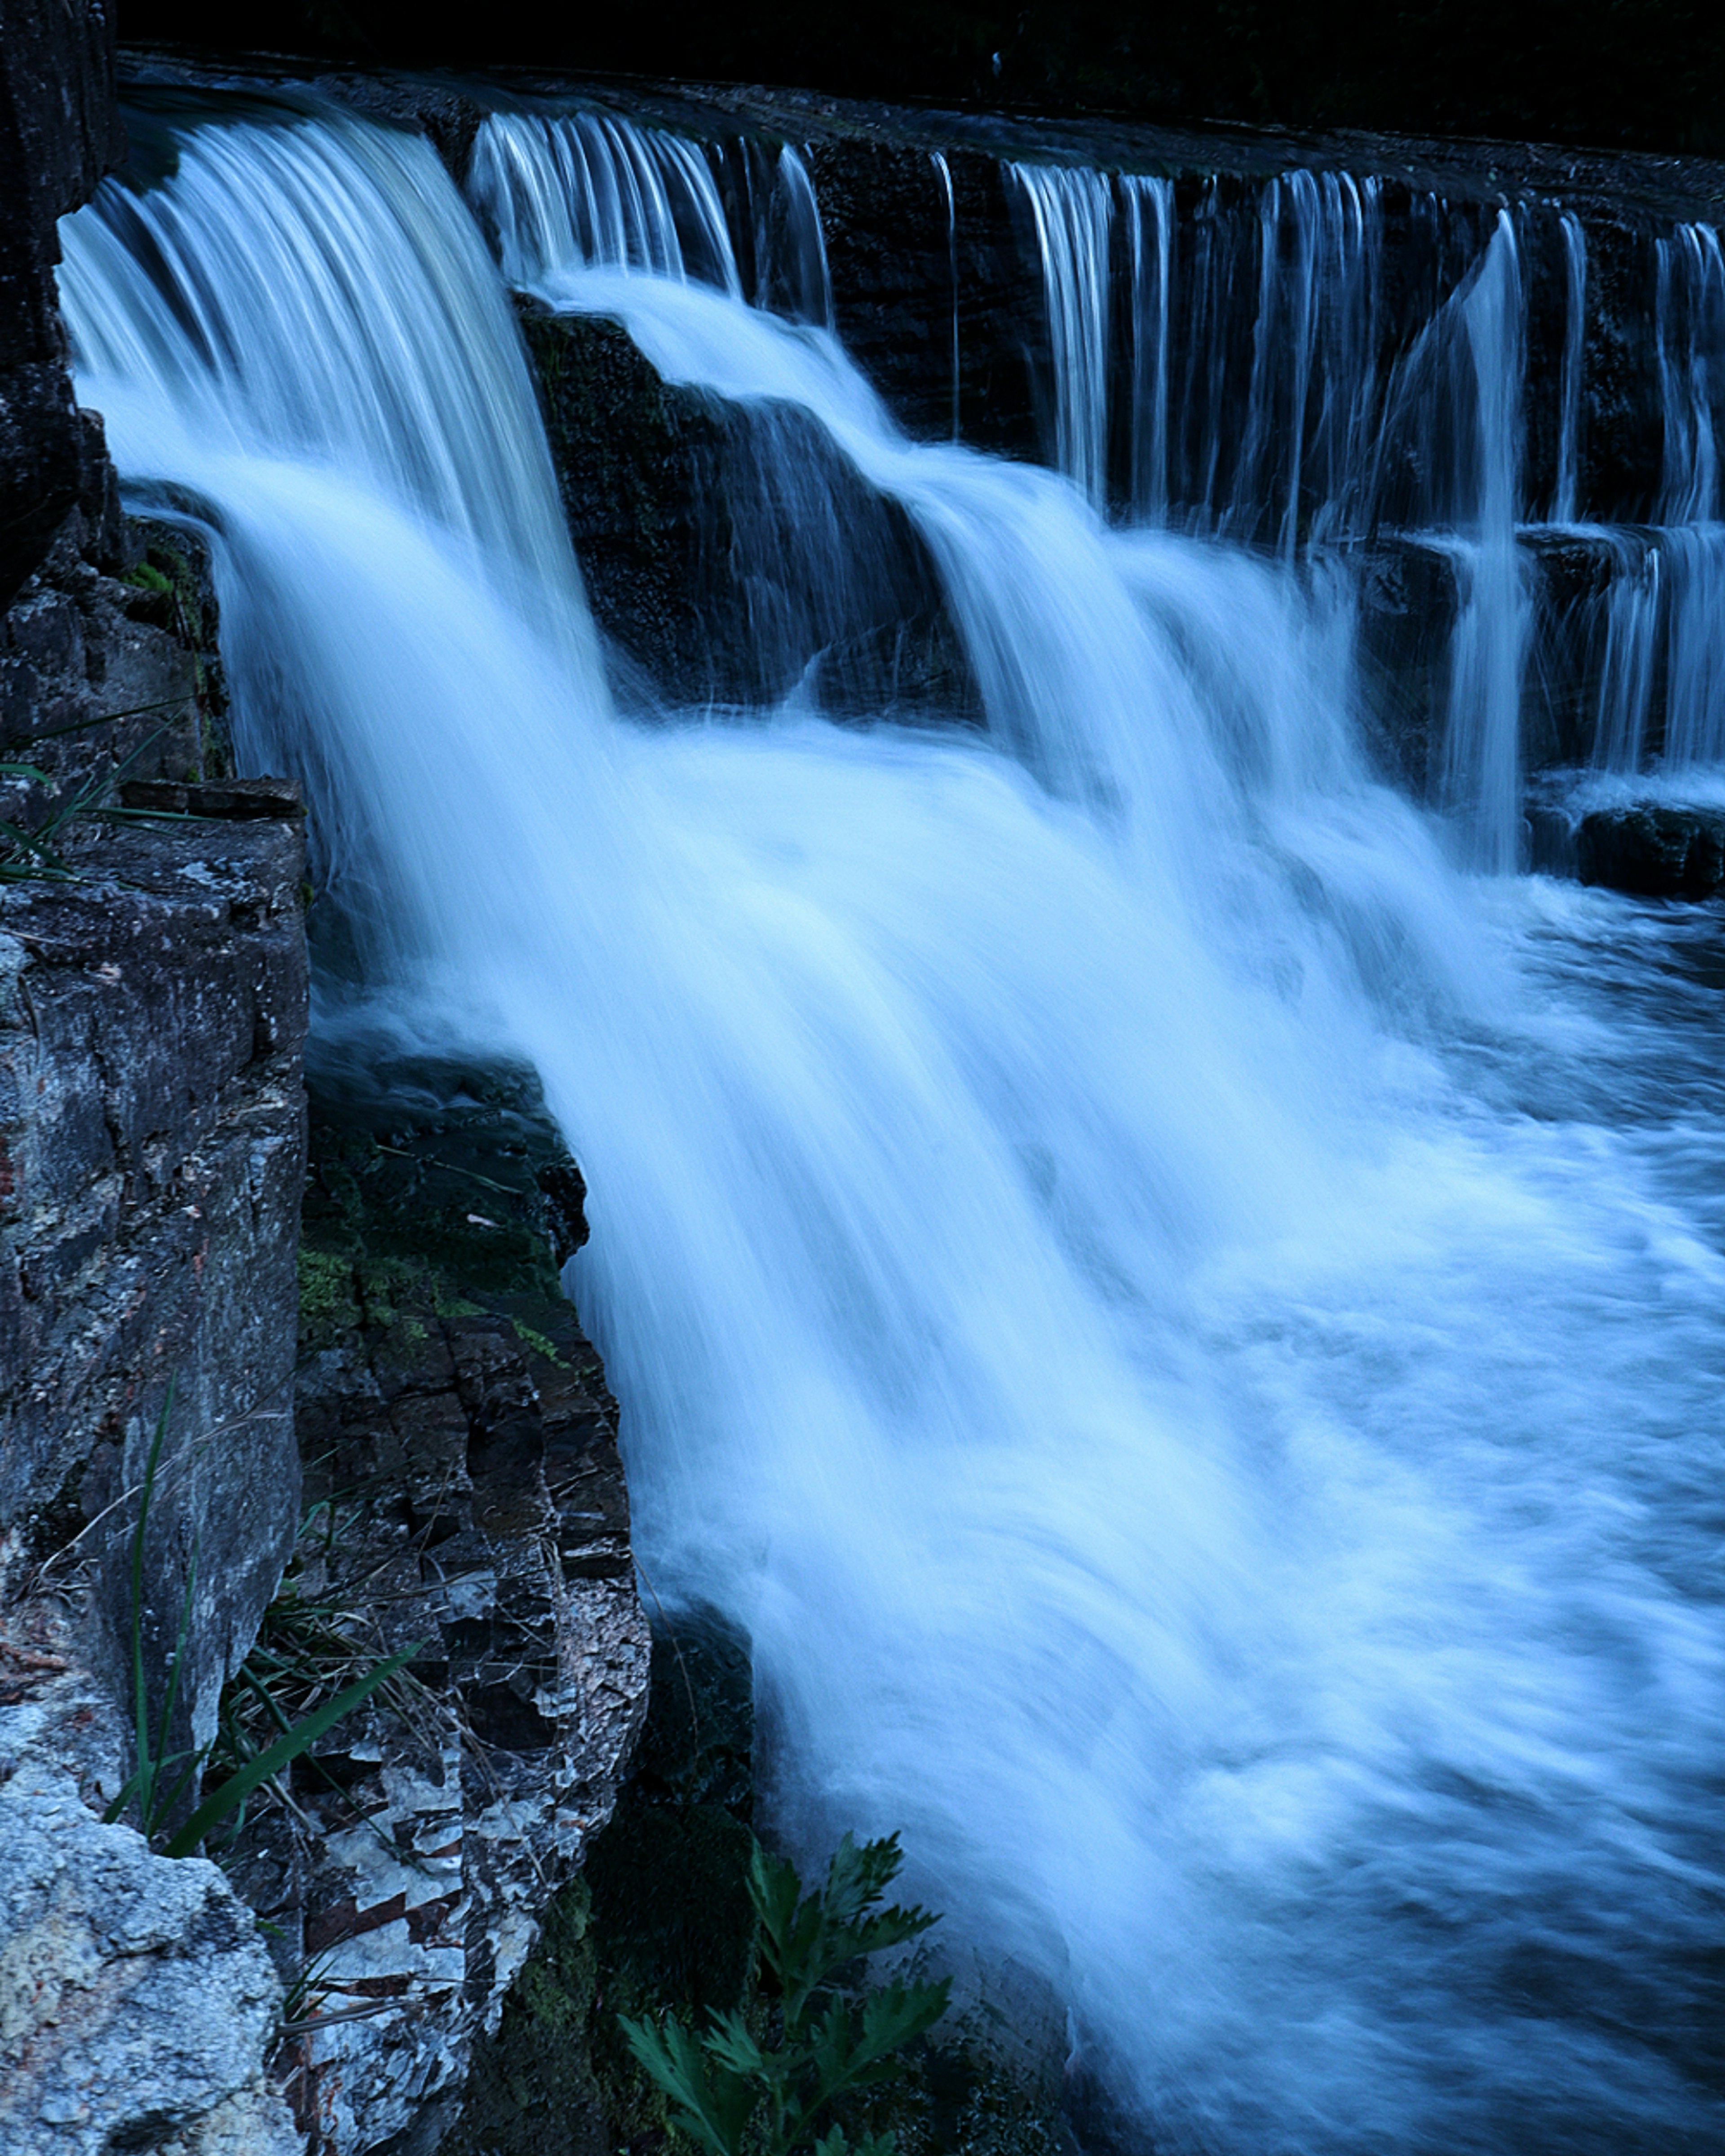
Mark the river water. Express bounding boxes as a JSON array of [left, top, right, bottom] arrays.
[[60, 99, 1723, 2154]]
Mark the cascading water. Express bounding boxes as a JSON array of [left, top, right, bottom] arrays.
[[931, 150, 961, 441], [467, 108, 832, 327], [1578, 219, 1725, 780], [62, 95, 1724, 2156], [1123, 175, 1172, 524], [1657, 223, 1725, 524], [1588, 535, 1662, 773], [1553, 212, 1587, 523], [1435, 216, 1530, 871], [1008, 163, 1113, 508], [468, 108, 741, 294], [1009, 161, 1531, 845], [1008, 156, 1725, 815], [753, 146, 834, 328], [1022, 161, 1390, 544]]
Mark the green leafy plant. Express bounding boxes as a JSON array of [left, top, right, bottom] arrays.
[[103, 1383, 415, 1858], [622, 1832, 951, 2156]]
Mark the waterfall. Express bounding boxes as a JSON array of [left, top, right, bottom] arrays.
[[1008, 163, 1113, 508], [1554, 212, 1587, 521], [62, 99, 1725, 2156], [1112, 166, 1386, 543], [467, 109, 740, 295], [1646, 225, 1725, 771], [1591, 528, 1725, 774], [753, 145, 834, 328], [1655, 223, 1725, 523], [1123, 175, 1172, 522], [931, 150, 961, 441], [466, 108, 832, 329], [1008, 161, 1725, 802], [1588, 536, 1661, 772], [1440, 215, 1529, 871], [1659, 525, 1725, 764]]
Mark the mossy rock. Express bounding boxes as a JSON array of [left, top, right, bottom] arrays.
[[441, 1878, 609, 2156], [298, 1056, 587, 1354], [126, 518, 233, 778]]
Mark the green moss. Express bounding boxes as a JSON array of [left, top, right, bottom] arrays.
[[441, 1878, 610, 2156], [297, 1246, 360, 1342], [127, 523, 233, 779], [509, 1317, 567, 1368], [297, 1089, 579, 1357]]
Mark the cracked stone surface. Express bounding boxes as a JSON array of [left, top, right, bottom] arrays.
[[234, 1283, 649, 2156], [0, 1666, 301, 2156]]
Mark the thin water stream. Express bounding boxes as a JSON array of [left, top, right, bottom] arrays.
[[60, 100, 1724, 2156]]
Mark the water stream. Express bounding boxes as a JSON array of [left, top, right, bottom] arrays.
[[60, 99, 1724, 2156]]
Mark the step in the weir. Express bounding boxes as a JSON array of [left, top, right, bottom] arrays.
[[1576, 801, 1725, 897]]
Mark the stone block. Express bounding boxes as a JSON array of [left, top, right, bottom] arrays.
[[0, 1663, 299, 2156], [1575, 802, 1725, 897]]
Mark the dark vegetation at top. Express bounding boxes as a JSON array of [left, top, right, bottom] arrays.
[[123, 0, 1725, 159]]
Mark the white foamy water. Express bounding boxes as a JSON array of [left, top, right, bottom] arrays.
[[61, 103, 1723, 2156]]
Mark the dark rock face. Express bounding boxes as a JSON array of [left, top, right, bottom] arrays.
[[1, 500, 222, 835], [0, 481, 278, 1772], [439, 1601, 756, 2156], [1348, 538, 1463, 795], [807, 137, 1044, 460], [0, 0, 126, 610], [0, 799, 310, 1763], [520, 301, 976, 717], [1, 17, 318, 2150], [244, 1095, 650, 2155], [1576, 804, 1725, 897]]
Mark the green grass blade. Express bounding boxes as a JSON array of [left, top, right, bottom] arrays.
[[146, 1545, 199, 1833], [161, 1643, 417, 1858], [128, 1382, 176, 1833]]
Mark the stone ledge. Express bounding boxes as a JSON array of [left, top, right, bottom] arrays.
[[1575, 801, 1725, 897]]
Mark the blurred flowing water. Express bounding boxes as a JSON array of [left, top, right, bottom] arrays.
[[61, 101, 1724, 2156]]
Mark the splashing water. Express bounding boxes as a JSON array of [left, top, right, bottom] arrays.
[[61, 100, 1724, 2156]]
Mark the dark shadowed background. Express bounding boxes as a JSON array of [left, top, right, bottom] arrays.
[[120, 1, 1725, 157]]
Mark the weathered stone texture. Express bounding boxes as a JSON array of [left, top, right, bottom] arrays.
[[0, 1661, 300, 2156], [0, 0, 126, 608], [238, 1288, 649, 2155], [0, 800, 310, 1759]]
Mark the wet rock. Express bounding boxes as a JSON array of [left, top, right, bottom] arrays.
[[1575, 802, 1725, 896], [0, 0, 126, 609], [1346, 536, 1462, 794], [221, 1100, 649, 2155], [627, 1601, 754, 1816], [438, 1601, 757, 2156], [806, 137, 1045, 459], [518, 302, 977, 719], [121, 774, 308, 820]]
